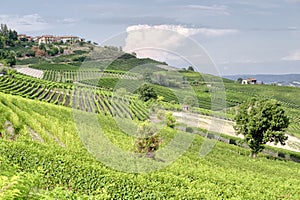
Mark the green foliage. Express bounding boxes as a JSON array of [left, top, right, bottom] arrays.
[[0, 50, 16, 66], [165, 111, 176, 128], [234, 99, 289, 157], [137, 84, 157, 102], [47, 47, 59, 56], [0, 92, 299, 199], [0, 157, 41, 200], [107, 56, 165, 72], [134, 120, 162, 157], [16, 57, 49, 65], [0, 24, 18, 47]]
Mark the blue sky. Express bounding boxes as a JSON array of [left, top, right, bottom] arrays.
[[1, 0, 300, 75]]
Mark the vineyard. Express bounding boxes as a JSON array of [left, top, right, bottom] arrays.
[[79, 77, 234, 110], [41, 69, 138, 83], [1, 71, 300, 199], [0, 92, 300, 199], [2, 70, 300, 137], [0, 74, 148, 121]]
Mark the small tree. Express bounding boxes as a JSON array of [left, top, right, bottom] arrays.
[[165, 112, 176, 128], [188, 66, 194, 71], [234, 99, 289, 158], [134, 121, 162, 158], [137, 84, 157, 102]]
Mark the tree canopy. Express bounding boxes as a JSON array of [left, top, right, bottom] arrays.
[[234, 99, 289, 157], [137, 84, 157, 102]]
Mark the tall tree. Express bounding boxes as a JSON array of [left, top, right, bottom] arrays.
[[234, 99, 289, 157], [0, 24, 9, 37]]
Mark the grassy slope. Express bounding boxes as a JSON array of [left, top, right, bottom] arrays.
[[0, 92, 299, 199]]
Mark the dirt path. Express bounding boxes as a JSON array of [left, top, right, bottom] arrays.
[[173, 111, 300, 153]]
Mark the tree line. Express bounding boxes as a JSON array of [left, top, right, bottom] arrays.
[[0, 24, 18, 66]]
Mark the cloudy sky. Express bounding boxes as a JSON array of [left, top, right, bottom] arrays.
[[1, 0, 300, 75]]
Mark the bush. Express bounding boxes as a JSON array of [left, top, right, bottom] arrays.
[[134, 121, 162, 157], [165, 112, 176, 128]]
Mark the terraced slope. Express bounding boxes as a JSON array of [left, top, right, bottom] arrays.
[[0, 92, 300, 199]]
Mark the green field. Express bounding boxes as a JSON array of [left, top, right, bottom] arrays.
[[0, 92, 299, 199]]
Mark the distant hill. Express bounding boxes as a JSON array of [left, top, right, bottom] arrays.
[[224, 74, 300, 87]]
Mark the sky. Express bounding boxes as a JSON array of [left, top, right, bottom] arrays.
[[1, 0, 300, 75]]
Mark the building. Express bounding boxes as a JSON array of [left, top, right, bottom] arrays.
[[38, 35, 56, 45], [242, 78, 257, 85], [18, 34, 85, 44], [59, 36, 82, 43]]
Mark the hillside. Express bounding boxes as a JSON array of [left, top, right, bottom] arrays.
[[1, 25, 300, 199], [1, 92, 300, 199]]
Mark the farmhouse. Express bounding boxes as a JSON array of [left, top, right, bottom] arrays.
[[38, 35, 57, 45], [242, 78, 257, 85]]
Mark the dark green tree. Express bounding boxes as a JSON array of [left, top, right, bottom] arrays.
[[137, 84, 157, 102], [234, 99, 289, 158], [188, 66, 194, 71]]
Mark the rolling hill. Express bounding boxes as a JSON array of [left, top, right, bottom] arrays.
[[1, 36, 300, 199], [0, 92, 300, 199]]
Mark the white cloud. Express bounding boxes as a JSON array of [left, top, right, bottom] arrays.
[[123, 24, 238, 66], [0, 14, 49, 32], [58, 18, 78, 24], [282, 50, 300, 61], [126, 24, 239, 37], [181, 4, 230, 15]]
